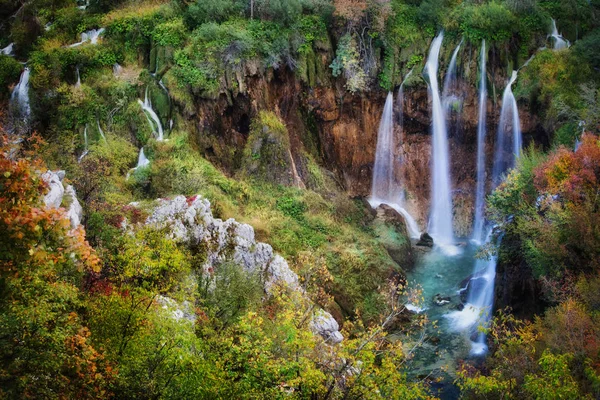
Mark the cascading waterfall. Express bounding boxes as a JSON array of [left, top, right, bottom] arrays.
[[472, 41, 487, 243], [442, 39, 463, 114], [78, 125, 89, 163], [370, 91, 420, 239], [68, 28, 105, 47], [492, 71, 521, 188], [127, 148, 150, 179], [10, 67, 31, 128], [75, 67, 81, 87], [425, 33, 455, 248], [372, 92, 397, 201], [138, 87, 164, 141], [447, 71, 522, 356], [113, 63, 123, 76], [550, 19, 569, 50], [97, 119, 106, 141], [136, 148, 150, 169], [1, 43, 14, 56]]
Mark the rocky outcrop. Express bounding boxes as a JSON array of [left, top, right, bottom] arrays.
[[142, 195, 343, 343], [42, 170, 83, 228]]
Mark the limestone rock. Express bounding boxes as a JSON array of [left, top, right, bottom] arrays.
[[142, 195, 343, 343], [310, 310, 343, 344], [42, 170, 65, 209], [42, 170, 83, 228]]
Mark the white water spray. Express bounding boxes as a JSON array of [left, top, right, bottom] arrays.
[[425, 33, 454, 248], [472, 41, 487, 243], [138, 87, 164, 141]]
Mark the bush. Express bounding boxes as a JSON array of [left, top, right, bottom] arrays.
[[0, 56, 22, 98]]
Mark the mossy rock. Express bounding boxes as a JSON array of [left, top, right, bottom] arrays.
[[239, 111, 295, 186], [372, 204, 414, 271]]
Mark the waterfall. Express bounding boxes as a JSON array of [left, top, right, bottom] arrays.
[[10, 67, 31, 128], [113, 63, 123, 76], [425, 33, 454, 248], [370, 91, 420, 239], [550, 19, 569, 50], [127, 148, 150, 179], [492, 71, 521, 188], [1, 43, 14, 56], [372, 92, 396, 201], [472, 41, 487, 243], [68, 28, 105, 47], [75, 67, 81, 87], [97, 119, 106, 141], [136, 148, 150, 169], [442, 39, 463, 114], [138, 87, 164, 141], [78, 125, 89, 163]]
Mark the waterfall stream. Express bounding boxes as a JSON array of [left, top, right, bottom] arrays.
[[1, 43, 14, 56], [78, 125, 89, 163], [425, 33, 455, 251], [442, 39, 463, 115], [75, 67, 81, 87], [493, 71, 521, 188], [68, 28, 105, 48], [370, 91, 420, 239], [138, 87, 165, 141], [472, 41, 487, 243], [550, 19, 569, 50], [97, 119, 106, 141], [9, 67, 32, 131]]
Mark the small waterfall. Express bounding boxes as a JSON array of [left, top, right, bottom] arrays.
[[446, 228, 500, 355], [1, 43, 14, 56], [9, 67, 31, 128], [370, 90, 420, 239], [425, 33, 454, 248], [75, 67, 81, 87], [97, 119, 106, 141], [113, 63, 123, 76], [550, 19, 569, 50], [68, 28, 105, 47], [78, 125, 89, 163], [136, 148, 150, 169], [472, 41, 487, 243], [138, 87, 164, 141], [442, 39, 463, 114], [372, 92, 397, 201], [492, 71, 521, 187]]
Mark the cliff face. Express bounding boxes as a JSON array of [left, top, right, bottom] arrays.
[[173, 42, 548, 238]]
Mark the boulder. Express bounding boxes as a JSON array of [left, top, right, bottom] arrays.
[[42, 170, 65, 209], [416, 232, 434, 247], [372, 204, 414, 269]]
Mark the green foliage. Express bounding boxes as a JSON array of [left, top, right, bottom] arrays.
[[0, 56, 22, 98], [198, 262, 264, 328], [151, 18, 187, 47], [330, 33, 367, 93], [455, 2, 516, 43]]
